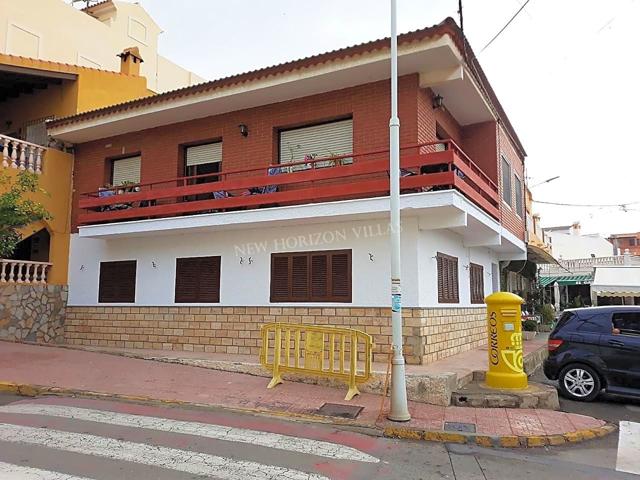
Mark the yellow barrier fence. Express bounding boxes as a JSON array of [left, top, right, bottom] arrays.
[[260, 323, 373, 401]]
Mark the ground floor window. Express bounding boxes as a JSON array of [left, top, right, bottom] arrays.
[[98, 260, 137, 303], [437, 252, 459, 303], [270, 250, 352, 302], [174, 256, 221, 303], [470, 263, 484, 304]]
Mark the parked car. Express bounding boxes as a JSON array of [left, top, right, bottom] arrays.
[[543, 306, 640, 401]]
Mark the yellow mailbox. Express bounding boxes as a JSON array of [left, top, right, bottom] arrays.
[[485, 292, 528, 389]]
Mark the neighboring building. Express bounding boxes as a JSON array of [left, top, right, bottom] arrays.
[[501, 184, 557, 306], [544, 222, 614, 260], [0, 51, 151, 287], [0, 0, 205, 93], [49, 18, 527, 365], [608, 232, 640, 256]]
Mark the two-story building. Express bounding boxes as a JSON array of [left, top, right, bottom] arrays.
[[49, 18, 527, 365]]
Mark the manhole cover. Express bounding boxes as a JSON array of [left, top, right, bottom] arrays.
[[444, 422, 476, 433], [317, 403, 364, 419]]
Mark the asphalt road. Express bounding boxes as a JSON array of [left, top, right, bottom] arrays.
[[0, 393, 637, 480]]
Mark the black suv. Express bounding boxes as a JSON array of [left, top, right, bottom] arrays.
[[543, 306, 640, 401]]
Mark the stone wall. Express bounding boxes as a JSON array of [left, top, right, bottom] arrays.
[[0, 284, 68, 343], [65, 305, 488, 365]]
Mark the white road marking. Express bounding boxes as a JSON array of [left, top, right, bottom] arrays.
[[617, 421, 640, 475], [0, 403, 378, 463], [0, 423, 328, 480], [0, 461, 93, 480]]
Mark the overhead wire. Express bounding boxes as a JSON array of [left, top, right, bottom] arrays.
[[480, 0, 532, 52]]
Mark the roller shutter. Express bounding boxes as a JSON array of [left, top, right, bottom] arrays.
[[186, 142, 222, 167], [279, 119, 352, 169], [112, 156, 141, 186]]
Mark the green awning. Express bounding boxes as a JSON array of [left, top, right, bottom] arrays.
[[539, 274, 593, 287]]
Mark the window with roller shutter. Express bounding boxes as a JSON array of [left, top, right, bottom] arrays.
[[98, 261, 136, 303], [437, 252, 459, 303], [111, 155, 141, 186], [270, 250, 351, 302], [469, 263, 484, 304], [174, 256, 221, 303]]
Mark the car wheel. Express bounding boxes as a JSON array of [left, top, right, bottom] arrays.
[[558, 364, 601, 402]]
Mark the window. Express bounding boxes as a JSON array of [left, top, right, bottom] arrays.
[[98, 261, 136, 303], [437, 253, 459, 303], [185, 142, 222, 181], [501, 155, 512, 206], [612, 312, 640, 336], [514, 175, 523, 217], [112, 156, 141, 186], [469, 263, 484, 304], [174, 256, 221, 303], [270, 250, 351, 302], [279, 118, 353, 170]]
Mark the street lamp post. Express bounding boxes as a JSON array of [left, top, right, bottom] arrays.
[[387, 0, 411, 422]]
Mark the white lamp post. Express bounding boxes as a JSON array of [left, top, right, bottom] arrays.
[[387, 0, 411, 422]]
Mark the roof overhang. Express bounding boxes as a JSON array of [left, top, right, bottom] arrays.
[[48, 34, 494, 143]]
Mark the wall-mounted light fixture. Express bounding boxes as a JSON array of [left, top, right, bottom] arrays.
[[432, 93, 444, 110], [238, 123, 249, 137]]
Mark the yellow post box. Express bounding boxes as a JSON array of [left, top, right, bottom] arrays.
[[485, 291, 528, 389]]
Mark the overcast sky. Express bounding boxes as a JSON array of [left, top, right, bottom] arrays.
[[138, 0, 639, 236]]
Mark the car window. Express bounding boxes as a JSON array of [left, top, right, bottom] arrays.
[[554, 311, 575, 332], [577, 313, 610, 333], [612, 312, 640, 336]]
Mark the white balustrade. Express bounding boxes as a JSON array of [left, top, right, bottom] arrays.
[[0, 259, 52, 284], [0, 134, 46, 174]]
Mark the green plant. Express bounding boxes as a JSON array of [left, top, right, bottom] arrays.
[[0, 171, 50, 258], [541, 303, 555, 325], [523, 319, 538, 332], [572, 295, 584, 308]]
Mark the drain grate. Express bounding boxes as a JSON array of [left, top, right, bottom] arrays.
[[444, 422, 476, 433], [317, 403, 364, 419]]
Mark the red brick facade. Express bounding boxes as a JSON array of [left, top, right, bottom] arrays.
[[72, 73, 525, 239], [498, 124, 526, 240]]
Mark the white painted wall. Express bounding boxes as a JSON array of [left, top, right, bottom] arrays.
[[69, 216, 502, 308], [546, 231, 614, 260], [0, 0, 204, 92], [416, 228, 496, 306]]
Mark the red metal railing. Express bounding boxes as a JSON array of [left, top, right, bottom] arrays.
[[78, 140, 500, 225]]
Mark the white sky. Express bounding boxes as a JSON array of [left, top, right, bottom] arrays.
[[137, 0, 640, 236]]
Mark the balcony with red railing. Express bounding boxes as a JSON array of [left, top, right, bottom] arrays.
[[77, 140, 500, 227]]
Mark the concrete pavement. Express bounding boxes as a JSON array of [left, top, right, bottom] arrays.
[[0, 342, 610, 447]]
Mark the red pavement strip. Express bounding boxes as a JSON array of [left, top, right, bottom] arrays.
[[0, 341, 614, 448]]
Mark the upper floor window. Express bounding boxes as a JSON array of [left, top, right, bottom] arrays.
[[514, 175, 523, 217], [98, 260, 136, 303], [437, 252, 459, 303], [185, 141, 222, 182], [270, 250, 352, 302], [111, 155, 141, 187], [501, 155, 512, 206], [279, 118, 353, 170]]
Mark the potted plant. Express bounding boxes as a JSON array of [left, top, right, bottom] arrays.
[[538, 303, 556, 332], [522, 319, 538, 340]]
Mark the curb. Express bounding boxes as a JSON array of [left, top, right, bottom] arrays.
[[0, 380, 616, 448], [382, 422, 617, 448]]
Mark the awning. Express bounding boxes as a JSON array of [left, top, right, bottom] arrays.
[[539, 274, 593, 287], [592, 266, 640, 297], [527, 243, 559, 265]]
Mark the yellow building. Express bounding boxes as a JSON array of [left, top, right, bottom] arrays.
[[0, 49, 152, 285]]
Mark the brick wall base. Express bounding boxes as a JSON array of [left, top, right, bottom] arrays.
[[65, 306, 487, 365]]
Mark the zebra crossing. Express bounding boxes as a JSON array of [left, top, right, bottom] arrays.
[[0, 399, 381, 479]]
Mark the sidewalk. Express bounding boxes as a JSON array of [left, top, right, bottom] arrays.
[[0, 341, 611, 448]]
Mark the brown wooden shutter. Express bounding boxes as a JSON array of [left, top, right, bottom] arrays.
[[175, 256, 221, 303], [311, 254, 328, 298], [270, 250, 351, 302], [470, 263, 484, 304], [330, 251, 351, 301], [437, 253, 459, 303], [270, 255, 291, 302], [98, 260, 136, 303]]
